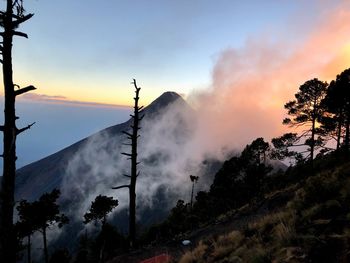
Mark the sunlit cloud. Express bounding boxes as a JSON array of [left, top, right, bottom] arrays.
[[186, 1, 350, 154]]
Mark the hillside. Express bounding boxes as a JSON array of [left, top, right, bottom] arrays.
[[15, 91, 189, 202], [107, 150, 350, 263], [177, 151, 350, 263]]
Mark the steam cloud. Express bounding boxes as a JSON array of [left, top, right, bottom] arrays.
[[61, 1, 350, 226]]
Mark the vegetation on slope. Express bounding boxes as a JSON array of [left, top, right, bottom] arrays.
[[178, 151, 350, 263]]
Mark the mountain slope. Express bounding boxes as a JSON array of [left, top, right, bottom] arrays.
[[15, 91, 189, 202]]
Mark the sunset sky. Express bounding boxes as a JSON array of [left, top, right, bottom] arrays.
[[8, 0, 347, 107], [1, 0, 350, 167]]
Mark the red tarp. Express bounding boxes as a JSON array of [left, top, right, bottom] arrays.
[[139, 253, 172, 263]]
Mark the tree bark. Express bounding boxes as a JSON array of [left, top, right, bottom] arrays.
[[190, 181, 195, 210], [99, 223, 106, 263], [0, 3, 34, 262], [310, 99, 317, 166], [336, 113, 343, 150], [0, 1, 17, 262], [345, 116, 350, 151], [129, 81, 141, 248], [43, 227, 48, 263], [27, 235, 31, 263], [310, 117, 315, 164]]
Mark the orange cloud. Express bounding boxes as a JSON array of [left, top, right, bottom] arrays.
[[189, 1, 350, 154]]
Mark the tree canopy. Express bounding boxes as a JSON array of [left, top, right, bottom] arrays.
[[275, 78, 328, 164], [84, 195, 118, 226]]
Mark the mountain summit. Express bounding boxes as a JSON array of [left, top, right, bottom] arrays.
[[145, 92, 183, 114]]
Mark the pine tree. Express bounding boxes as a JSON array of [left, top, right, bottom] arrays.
[[35, 189, 69, 263], [16, 200, 40, 263], [321, 68, 350, 150], [280, 78, 328, 164], [84, 195, 118, 263]]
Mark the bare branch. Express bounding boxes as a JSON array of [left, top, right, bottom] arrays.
[[12, 13, 34, 27], [12, 31, 28, 38], [112, 184, 130, 190], [14, 85, 36, 96], [123, 174, 131, 178], [16, 122, 35, 135], [121, 152, 132, 157], [292, 143, 307, 147], [130, 125, 141, 130], [122, 131, 132, 137]]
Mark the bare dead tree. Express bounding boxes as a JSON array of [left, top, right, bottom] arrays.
[[0, 1, 36, 262], [189, 175, 199, 210], [112, 79, 143, 248]]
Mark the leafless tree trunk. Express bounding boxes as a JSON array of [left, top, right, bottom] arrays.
[[113, 79, 143, 248], [0, 1, 35, 262], [189, 175, 199, 210], [27, 234, 31, 263], [42, 227, 48, 263]]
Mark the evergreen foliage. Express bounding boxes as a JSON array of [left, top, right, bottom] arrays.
[[15, 189, 69, 263], [277, 78, 328, 164], [84, 195, 118, 263], [322, 68, 350, 150], [84, 195, 118, 226]]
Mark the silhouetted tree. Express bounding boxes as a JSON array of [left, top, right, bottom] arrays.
[[0, 1, 36, 262], [241, 137, 270, 165], [241, 138, 272, 198], [84, 195, 118, 263], [271, 133, 304, 164], [321, 69, 350, 150], [281, 78, 328, 164], [35, 189, 69, 263], [210, 138, 271, 212], [209, 156, 244, 213], [167, 200, 190, 234], [112, 79, 144, 248], [84, 195, 118, 226], [189, 175, 199, 209], [16, 200, 40, 263]]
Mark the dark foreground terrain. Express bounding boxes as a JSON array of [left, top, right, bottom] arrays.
[[110, 151, 350, 263]]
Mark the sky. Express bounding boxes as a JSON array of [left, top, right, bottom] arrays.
[[0, 0, 350, 167], [7, 0, 342, 106]]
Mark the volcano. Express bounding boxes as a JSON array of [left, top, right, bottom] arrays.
[[15, 91, 190, 202]]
